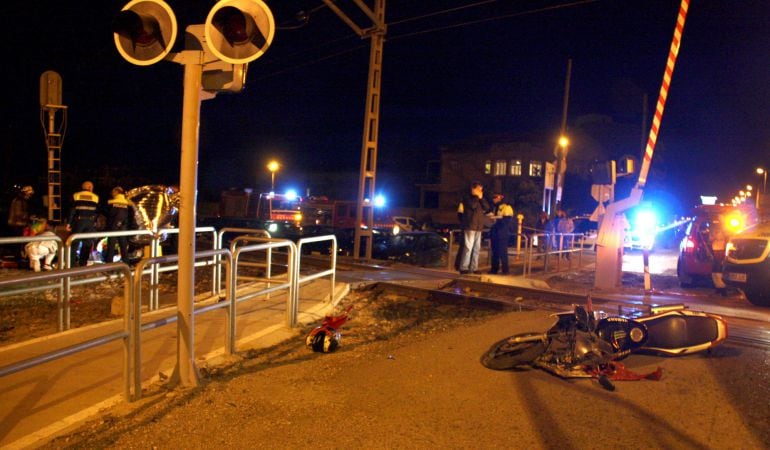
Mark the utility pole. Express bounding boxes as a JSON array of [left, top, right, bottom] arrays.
[[321, 0, 387, 261], [552, 58, 572, 215]]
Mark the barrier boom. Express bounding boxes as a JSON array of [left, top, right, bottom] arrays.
[[637, 0, 690, 188]]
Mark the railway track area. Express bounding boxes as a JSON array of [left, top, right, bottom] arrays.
[[320, 257, 770, 350]]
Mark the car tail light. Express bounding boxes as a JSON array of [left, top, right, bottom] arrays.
[[683, 237, 696, 252]]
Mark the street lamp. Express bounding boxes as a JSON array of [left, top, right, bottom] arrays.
[[267, 160, 280, 192], [757, 168, 767, 209], [552, 135, 570, 213]]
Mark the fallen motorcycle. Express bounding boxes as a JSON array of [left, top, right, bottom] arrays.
[[480, 301, 728, 390]]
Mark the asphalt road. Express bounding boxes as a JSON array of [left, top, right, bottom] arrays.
[[40, 306, 770, 449]]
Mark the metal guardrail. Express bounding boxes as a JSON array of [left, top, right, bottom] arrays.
[[0, 234, 67, 329], [0, 227, 340, 403], [296, 235, 337, 305], [232, 239, 299, 330], [523, 232, 587, 276], [0, 264, 133, 400], [130, 249, 232, 400], [214, 228, 271, 295]]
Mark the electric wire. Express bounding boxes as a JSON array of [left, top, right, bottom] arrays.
[[253, 0, 600, 82]]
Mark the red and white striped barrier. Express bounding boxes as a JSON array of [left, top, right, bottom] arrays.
[[637, 0, 690, 188]]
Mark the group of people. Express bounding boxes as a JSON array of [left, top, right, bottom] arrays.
[[455, 181, 578, 275], [456, 181, 515, 275], [537, 209, 575, 257], [5, 181, 136, 271], [67, 181, 135, 267]]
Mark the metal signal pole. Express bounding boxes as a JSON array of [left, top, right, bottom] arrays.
[[322, 0, 386, 261]]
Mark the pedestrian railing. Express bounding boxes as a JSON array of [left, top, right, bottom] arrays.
[[214, 228, 271, 295], [1, 234, 67, 329], [0, 263, 134, 399], [130, 249, 232, 399], [522, 232, 587, 276], [296, 235, 337, 305], [0, 227, 339, 402]]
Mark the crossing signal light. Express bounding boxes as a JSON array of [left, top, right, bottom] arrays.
[[113, 0, 177, 66], [205, 0, 275, 64]]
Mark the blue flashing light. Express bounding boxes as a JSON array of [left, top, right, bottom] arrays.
[[285, 189, 298, 201], [374, 194, 386, 208]]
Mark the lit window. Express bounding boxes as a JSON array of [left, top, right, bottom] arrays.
[[494, 160, 507, 176], [510, 159, 522, 176], [529, 161, 543, 177], [484, 160, 492, 175]]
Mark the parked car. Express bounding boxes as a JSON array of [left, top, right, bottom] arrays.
[[572, 216, 598, 250], [677, 205, 750, 288], [333, 227, 446, 264], [723, 221, 770, 306], [392, 216, 420, 232], [372, 230, 448, 267]]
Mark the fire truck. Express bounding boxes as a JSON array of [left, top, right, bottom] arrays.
[[202, 188, 303, 240], [301, 197, 394, 229]]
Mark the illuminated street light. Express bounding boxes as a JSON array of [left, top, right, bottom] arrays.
[[558, 136, 569, 149], [757, 168, 767, 209], [267, 160, 280, 192]]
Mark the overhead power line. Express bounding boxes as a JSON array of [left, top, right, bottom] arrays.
[[253, 0, 600, 82]]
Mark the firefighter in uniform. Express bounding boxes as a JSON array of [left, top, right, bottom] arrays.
[[489, 192, 514, 274], [67, 181, 100, 266], [103, 186, 133, 264]]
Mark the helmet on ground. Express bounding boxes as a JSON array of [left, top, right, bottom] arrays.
[[306, 326, 341, 353]]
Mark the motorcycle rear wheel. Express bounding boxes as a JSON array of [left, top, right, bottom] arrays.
[[480, 333, 547, 370]]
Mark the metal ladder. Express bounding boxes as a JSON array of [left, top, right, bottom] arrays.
[[46, 132, 62, 223]]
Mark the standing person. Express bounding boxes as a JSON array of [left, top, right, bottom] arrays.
[[489, 192, 514, 275], [6, 185, 35, 263], [556, 209, 575, 259], [457, 181, 491, 274], [67, 181, 100, 266], [24, 218, 58, 272], [103, 187, 133, 264], [7, 185, 34, 236]]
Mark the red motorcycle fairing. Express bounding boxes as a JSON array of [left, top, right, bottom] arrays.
[[635, 309, 728, 356]]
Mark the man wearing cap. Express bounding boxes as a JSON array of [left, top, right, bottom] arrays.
[[67, 181, 100, 266], [489, 192, 514, 274]]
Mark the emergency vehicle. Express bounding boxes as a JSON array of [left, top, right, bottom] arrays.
[[302, 197, 395, 230]]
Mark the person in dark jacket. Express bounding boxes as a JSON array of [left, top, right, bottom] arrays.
[[489, 192, 514, 274], [67, 181, 100, 266], [103, 187, 134, 264], [456, 181, 491, 274]]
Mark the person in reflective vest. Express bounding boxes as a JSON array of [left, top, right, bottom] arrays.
[[67, 181, 100, 266], [489, 193, 514, 274], [103, 186, 134, 264]]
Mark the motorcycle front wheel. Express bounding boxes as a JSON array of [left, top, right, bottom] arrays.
[[480, 333, 547, 370]]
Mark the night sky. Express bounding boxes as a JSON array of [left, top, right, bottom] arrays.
[[3, 0, 770, 212]]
